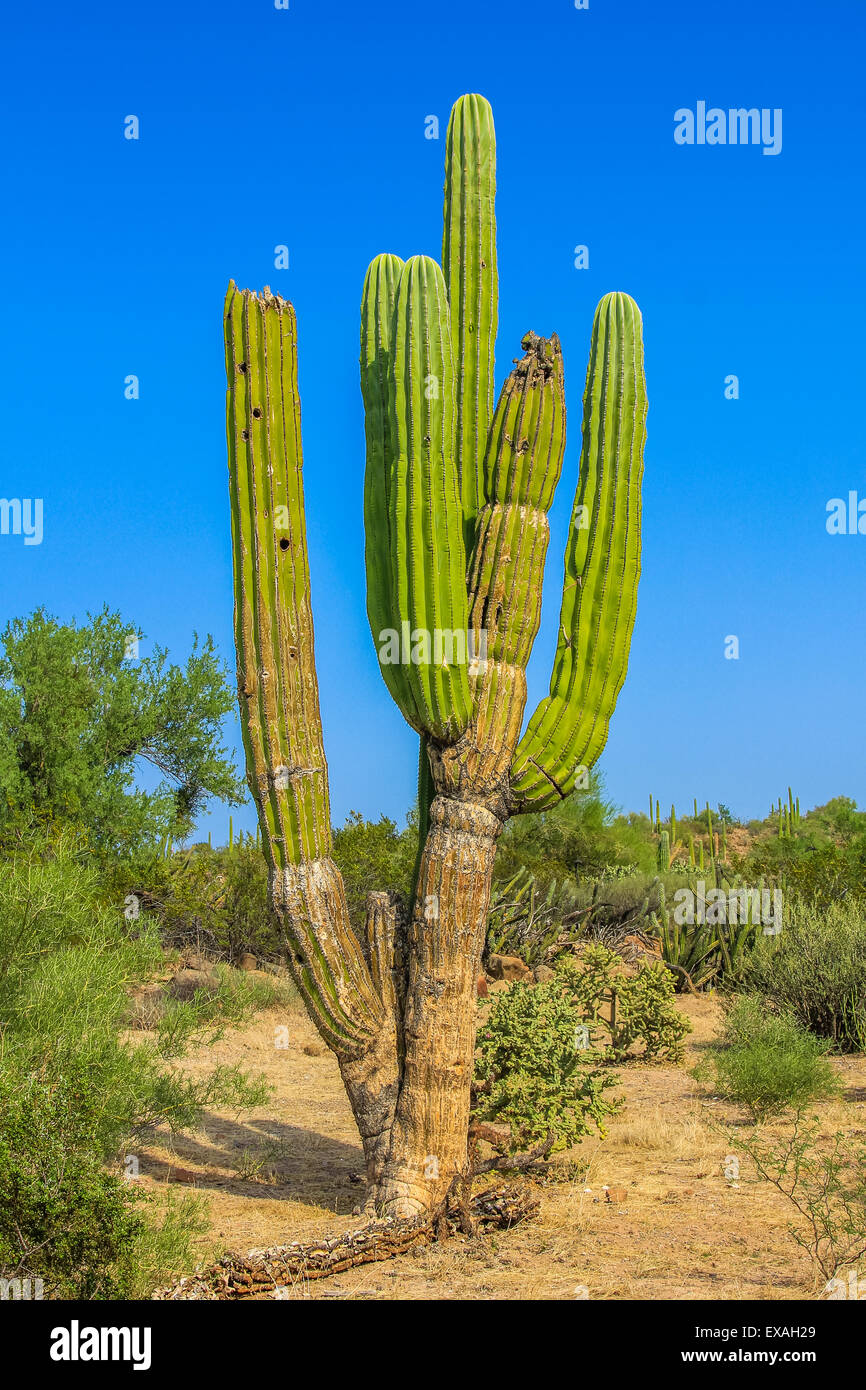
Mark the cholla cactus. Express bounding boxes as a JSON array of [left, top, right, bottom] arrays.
[[224, 94, 648, 1215]]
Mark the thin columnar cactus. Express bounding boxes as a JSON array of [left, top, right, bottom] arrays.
[[225, 94, 647, 1216], [657, 829, 670, 873]]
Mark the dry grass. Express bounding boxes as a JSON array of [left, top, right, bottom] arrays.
[[133, 975, 866, 1300]]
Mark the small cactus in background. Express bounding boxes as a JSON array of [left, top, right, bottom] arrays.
[[224, 94, 648, 1214], [657, 829, 670, 873]]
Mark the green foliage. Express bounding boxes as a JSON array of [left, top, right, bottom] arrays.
[[494, 771, 655, 889], [475, 943, 690, 1152], [0, 1073, 210, 1299], [126, 808, 417, 964], [0, 1073, 147, 1298], [0, 832, 269, 1296], [736, 900, 866, 1052], [657, 910, 725, 992], [475, 977, 621, 1153], [557, 944, 691, 1063], [128, 837, 282, 964], [0, 608, 244, 858], [332, 810, 417, 931], [695, 996, 841, 1122]]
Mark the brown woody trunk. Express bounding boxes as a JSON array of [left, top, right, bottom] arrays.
[[340, 796, 501, 1216]]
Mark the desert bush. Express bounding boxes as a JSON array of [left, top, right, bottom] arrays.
[[726, 1112, 866, 1287], [0, 1072, 209, 1299], [125, 838, 282, 964], [0, 832, 269, 1296], [736, 900, 866, 1052], [493, 771, 657, 890], [695, 996, 841, 1122], [474, 976, 621, 1153], [332, 810, 417, 930], [474, 945, 690, 1151]]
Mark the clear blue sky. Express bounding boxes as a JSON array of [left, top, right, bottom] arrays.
[[1, 0, 864, 841]]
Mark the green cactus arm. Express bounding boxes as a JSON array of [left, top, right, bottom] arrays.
[[510, 292, 648, 812], [388, 254, 472, 742], [443, 93, 498, 542], [469, 333, 566, 673], [432, 332, 566, 807], [361, 252, 418, 715], [225, 282, 382, 1053]]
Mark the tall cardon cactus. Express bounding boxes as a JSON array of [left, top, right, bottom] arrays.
[[225, 94, 648, 1216]]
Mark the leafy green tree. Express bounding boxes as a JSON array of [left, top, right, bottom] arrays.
[[0, 607, 245, 857]]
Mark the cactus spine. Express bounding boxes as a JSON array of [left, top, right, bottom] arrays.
[[226, 94, 647, 1216]]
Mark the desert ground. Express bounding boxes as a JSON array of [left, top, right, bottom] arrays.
[[133, 977, 866, 1301]]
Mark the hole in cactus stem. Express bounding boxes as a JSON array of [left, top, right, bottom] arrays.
[[279, 538, 290, 552], [241, 429, 249, 441], [252, 407, 263, 419], [237, 361, 247, 373]]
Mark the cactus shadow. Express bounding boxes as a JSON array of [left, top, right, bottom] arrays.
[[143, 1113, 365, 1212]]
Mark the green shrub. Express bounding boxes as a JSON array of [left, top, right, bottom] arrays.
[[0, 1073, 146, 1298], [695, 996, 841, 1122], [0, 1073, 210, 1299], [0, 832, 269, 1296], [475, 976, 621, 1153], [558, 943, 691, 1062], [736, 900, 866, 1052], [475, 943, 690, 1154], [127, 838, 283, 963]]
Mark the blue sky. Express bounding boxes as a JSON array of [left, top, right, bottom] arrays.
[[1, 0, 864, 841]]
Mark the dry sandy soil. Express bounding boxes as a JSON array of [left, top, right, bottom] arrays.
[[134, 979, 866, 1301]]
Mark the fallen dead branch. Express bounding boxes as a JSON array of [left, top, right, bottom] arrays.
[[152, 1182, 540, 1300]]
